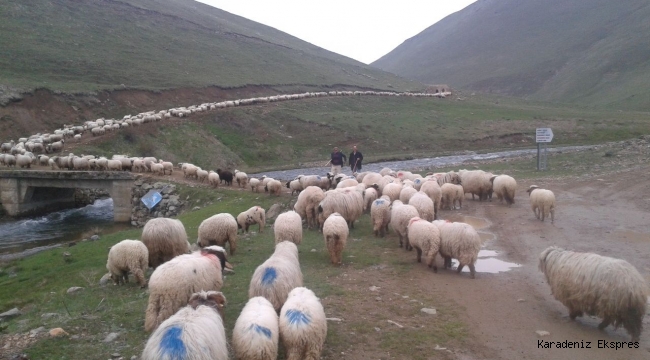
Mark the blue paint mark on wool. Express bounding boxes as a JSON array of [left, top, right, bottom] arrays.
[[250, 324, 273, 339], [160, 326, 186, 360], [286, 309, 311, 326], [261, 267, 277, 285], [373, 199, 385, 205]]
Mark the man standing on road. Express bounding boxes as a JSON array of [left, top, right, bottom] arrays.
[[349, 145, 363, 173], [329, 146, 346, 175]]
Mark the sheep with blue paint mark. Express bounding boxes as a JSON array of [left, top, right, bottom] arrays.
[[279, 287, 327, 360], [141, 290, 228, 360], [248, 241, 303, 312], [370, 196, 391, 237], [232, 296, 279, 360]]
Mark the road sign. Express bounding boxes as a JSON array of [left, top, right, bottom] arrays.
[[141, 190, 162, 210], [536, 128, 553, 143]]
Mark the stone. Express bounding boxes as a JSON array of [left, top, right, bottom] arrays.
[[49, 328, 69, 337], [90, 235, 100, 241], [100, 273, 112, 286], [41, 313, 59, 319], [111, 353, 121, 358], [266, 204, 283, 221], [310, 249, 317, 252], [0, 308, 22, 319], [192, 206, 201, 211], [168, 206, 176, 212], [29, 327, 46, 337], [103, 332, 120, 342], [420, 308, 437, 315], [131, 356, 137, 360], [153, 182, 164, 189], [134, 180, 144, 186], [536, 330, 550, 337], [517, 298, 526, 302], [142, 184, 152, 190], [66, 287, 84, 294], [369, 286, 380, 292]]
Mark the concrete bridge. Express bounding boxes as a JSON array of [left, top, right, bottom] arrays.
[[0, 171, 133, 222]]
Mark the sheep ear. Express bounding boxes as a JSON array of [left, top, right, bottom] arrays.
[[207, 292, 227, 308], [224, 261, 234, 270]]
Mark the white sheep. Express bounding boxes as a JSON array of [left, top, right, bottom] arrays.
[[406, 218, 441, 270], [539, 246, 649, 341], [274, 211, 302, 245], [458, 169, 493, 201], [362, 185, 378, 213], [527, 185, 555, 223], [107, 159, 122, 171], [248, 241, 303, 312], [317, 187, 364, 229], [106, 239, 149, 287], [249, 177, 261, 192], [265, 179, 283, 196], [197, 213, 238, 255], [150, 163, 164, 176], [196, 168, 209, 183], [286, 179, 302, 195], [490, 175, 517, 205], [322, 213, 348, 265], [160, 161, 173, 175], [399, 185, 418, 204], [234, 170, 249, 187], [440, 183, 464, 210], [183, 164, 199, 179], [432, 220, 482, 279], [297, 175, 330, 191], [237, 206, 266, 233], [420, 180, 442, 218], [370, 197, 391, 237], [390, 200, 419, 249], [142, 290, 228, 360], [145, 246, 230, 332], [382, 182, 403, 203], [232, 296, 279, 360], [208, 171, 220, 188], [293, 186, 325, 230], [408, 192, 435, 221], [279, 287, 327, 360], [141, 218, 190, 269]]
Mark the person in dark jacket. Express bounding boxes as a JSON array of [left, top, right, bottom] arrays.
[[329, 147, 346, 175], [349, 145, 363, 173]]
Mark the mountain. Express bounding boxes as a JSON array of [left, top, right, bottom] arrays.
[[372, 0, 650, 110], [0, 0, 419, 93]]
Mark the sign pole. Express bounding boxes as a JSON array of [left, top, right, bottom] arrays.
[[535, 128, 553, 171], [537, 143, 541, 171]]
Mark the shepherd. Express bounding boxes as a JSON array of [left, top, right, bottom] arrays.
[[349, 145, 363, 174], [328, 147, 347, 175]]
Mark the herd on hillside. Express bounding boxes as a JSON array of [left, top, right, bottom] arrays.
[[103, 166, 646, 359]]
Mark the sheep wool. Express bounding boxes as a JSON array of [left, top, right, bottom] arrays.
[[237, 206, 266, 233], [432, 220, 482, 279], [248, 241, 303, 312], [539, 246, 649, 341], [440, 183, 464, 210], [106, 239, 149, 287], [279, 287, 327, 360], [370, 198, 391, 237], [265, 179, 283, 196], [527, 185, 555, 223], [232, 297, 279, 360], [293, 186, 325, 230], [458, 169, 493, 201], [419, 180, 442, 218], [362, 186, 378, 213], [142, 291, 228, 360], [408, 192, 435, 221], [399, 185, 418, 204], [490, 175, 517, 205], [249, 177, 261, 192], [322, 213, 349, 265], [197, 213, 238, 255], [235, 170, 249, 188], [406, 218, 441, 271], [390, 200, 419, 249], [317, 187, 364, 229], [141, 218, 190, 269], [274, 211, 303, 245]]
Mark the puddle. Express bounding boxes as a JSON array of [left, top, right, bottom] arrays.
[[613, 230, 650, 242], [478, 231, 496, 242], [443, 214, 491, 230], [451, 250, 521, 274]]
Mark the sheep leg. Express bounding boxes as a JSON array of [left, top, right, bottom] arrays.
[[540, 208, 545, 222], [444, 256, 452, 269], [416, 248, 422, 262], [468, 264, 476, 279], [228, 236, 237, 255], [569, 310, 583, 320], [398, 234, 403, 248], [550, 208, 554, 224], [304, 346, 322, 360], [598, 317, 611, 330], [457, 263, 465, 274], [285, 348, 302, 360], [132, 268, 147, 288]]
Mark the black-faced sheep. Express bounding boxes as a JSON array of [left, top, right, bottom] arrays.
[[197, 213, 238, 255], [322, 213, 348, 266], [106, 239, 149, 287], [432, 220, 482, 279], [286, 179, 303, 195], [279, 287, 327, 360], [539, 246, 649, 341], [527, 185, 555, 223], [274, 211, 302, 245], [141, 290, 228, 360], [237, 206, 266, 233], [406, 217, 441, 270], [248, 241, 303, 312], [232, 296, 279, 360], [490, 175, 517, 205], [141, 218, 190, 269]]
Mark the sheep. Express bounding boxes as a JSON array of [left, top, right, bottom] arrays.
[[160, 161, 173, 175], [217, 169, 232, 186], [336, 178, 359, 189], [248, 241, 303, 312], [440, 183, 464, 210], [106, 239, 149, 287], [293, 186, 325, 230], [406, 217, 441, 270], [539, 246, 649, 341], [433, 171, 462, 187], [151, 163, 164, 176], [317, 187, 364, 229], [297, 175, 330, 191], [432, 220, 482, 279], [526, 185, 556, 223], [420, 180, 442, 218], [362, 185, 378, 213], [3, 154, 16, 167], [370, 197, 391, 237], [132, 159, 146, 172], [237, 206, 266, 233], [390, 200, 419, 249], [279, 287, 327, 360], [107, 159, 122, 171], [490, 175, 517, 205], [197, 213, 238, 255], [408, 192, 435, 221], [207, 171, 220, 188], [16, 154, 32, 168], [141, 218, 190, 269], [361, 172, 383, 189], [274, 211, 302, 245], [381, 182, 403, 203], [142, 290, 228, 360], [119, 157, 133, 171], [38, 155, 49, 166], [322, 213, 348, 265], [261, 175, 275, 191], [285, 179, 302, 195], [143, 157, 158, 171], [379, 167, 394, 176], [234, 170, 249, 187], [458, 169, 493, 201], [232, 296, 279, 360], [249, 177, 261, 192], [183, 164, 199, 179], [265, 179, 283, 196], [145, 246, 230, 332], [196, 168, 209, 183], [399, 185, 418, 204]]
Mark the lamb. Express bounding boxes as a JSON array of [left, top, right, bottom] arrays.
[[322, 213, 348, 265], [408, 192, 435, 221], [389, 200, 419, 249], [274, 211, 302, 245], [232, 297, 279, 360], [106, 239, 149, 287], [406, 217, 441, 270], [317, 187, 364, 229], [490, 175, 517, 205], [265, 179, 283, 196], [141, 218, 190, 269], [234, 170, 249, 187], [142, 290, 228, 360], [197, 213, 238, 255], [145, 246, 230, 332], [285, 179, 302, 195], [526, 185, 555, 223], [248, 241, 303, 312], [458, 169, 493, 201], [539, 246, 649, 341], [237, 206, 266, 233], [370, 197, 391, 237], [208, 171, 220, 187], [279, 287, 327, 360], [399, 185, 418, 204], [293, 186, 325, 230], [440, 183, 464, 210], [432, 220, 482, 279]]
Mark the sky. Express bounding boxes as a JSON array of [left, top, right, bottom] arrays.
[[197, 0, 478, 64]]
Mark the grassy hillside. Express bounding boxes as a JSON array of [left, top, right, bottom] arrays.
[[72, 94, 650, 172], [0, 0, 418, 93], [372, 0, 650, 110]]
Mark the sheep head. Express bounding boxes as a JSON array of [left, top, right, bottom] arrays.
[[188, 291, 227, 321], [527, 185, 540, 195]]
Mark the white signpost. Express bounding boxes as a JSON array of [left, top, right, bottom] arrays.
[[536, 128, 553, 170]]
